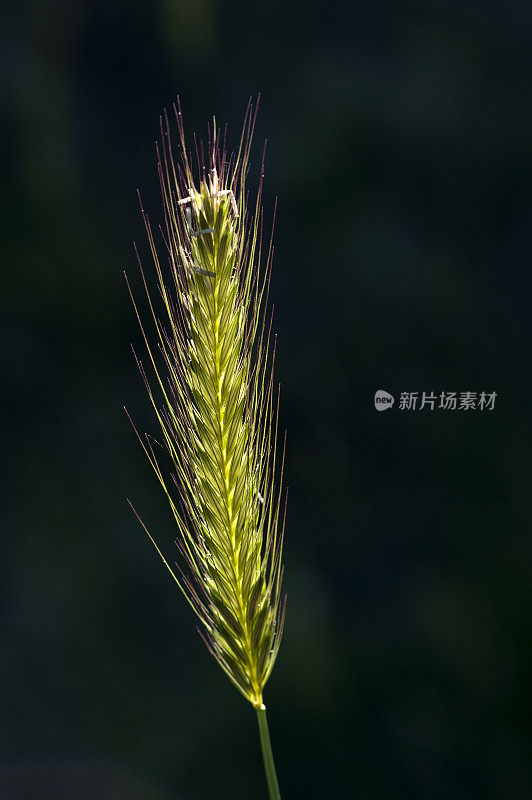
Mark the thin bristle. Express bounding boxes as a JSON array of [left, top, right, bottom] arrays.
[[128, 100, 285, 708]]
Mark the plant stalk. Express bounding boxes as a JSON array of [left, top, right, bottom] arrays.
[[256, 705, 282, 800]]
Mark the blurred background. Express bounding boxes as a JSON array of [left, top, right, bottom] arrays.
[[1, 1, 531, 798]]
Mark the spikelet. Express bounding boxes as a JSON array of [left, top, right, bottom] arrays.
[[127, 99, 286, 709]]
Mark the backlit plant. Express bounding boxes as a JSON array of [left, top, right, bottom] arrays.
[[126, 98, 286, 800]]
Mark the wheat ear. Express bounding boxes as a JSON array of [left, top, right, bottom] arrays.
[[126, 98, 285, 800]]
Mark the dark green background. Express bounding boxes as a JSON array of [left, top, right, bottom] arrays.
[[2, 1, 531, 798]]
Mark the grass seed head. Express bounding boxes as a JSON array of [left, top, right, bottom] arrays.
[[128, 98, 286, 708]]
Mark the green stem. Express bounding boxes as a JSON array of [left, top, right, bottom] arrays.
[[256, 705, 282, 800]]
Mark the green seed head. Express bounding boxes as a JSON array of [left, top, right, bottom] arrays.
[[128, 99, 286, 708]]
